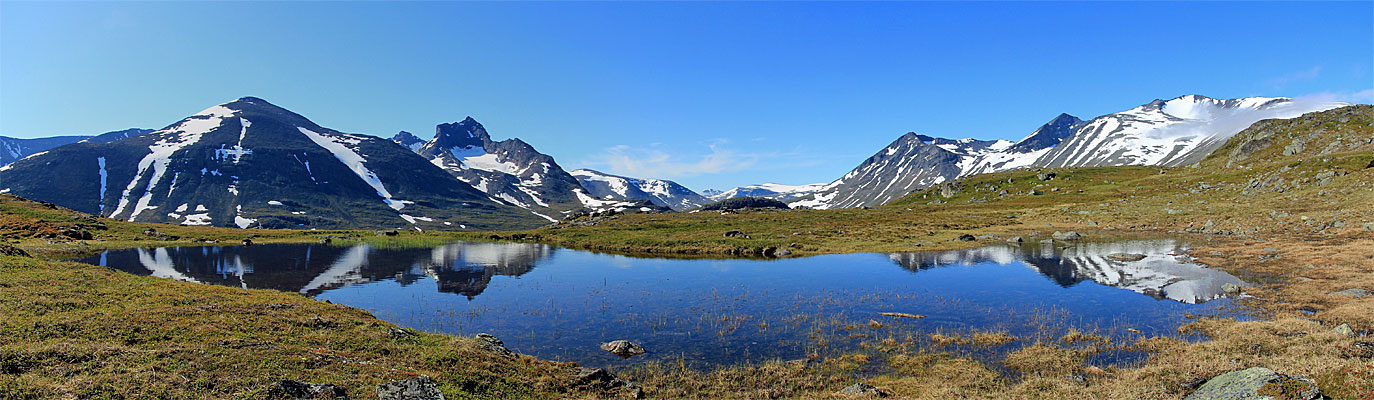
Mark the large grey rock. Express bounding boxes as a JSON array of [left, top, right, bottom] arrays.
[[836, 383, 887, 397], [1183, 367, 1321, 400], [377, 375, 445, 400], [277, 379, 348, 399], [475, 333, 517, 359], [600, 340, 647, 358]]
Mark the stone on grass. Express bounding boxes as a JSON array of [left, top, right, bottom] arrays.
[[836, 383, 887, 397], [277, 379, 348, 399], [1182, 367, 1321, 400], [955, 234, 977, 241], [600, 340, 647, 358], [377, 375, 445, 400], [1334, 324, 1355, 337], [1006, 236, 1024, 243], [1328, 288, 1370, 298], [1222, 283, 1242, 295], [475, 333, 517, 359]]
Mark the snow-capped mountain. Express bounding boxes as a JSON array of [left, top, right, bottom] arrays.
[[391, 131, 425, 152], [404, 117, 592, 222], [1, 128, 154, 167], [705, 182, 828, 203], [791, 133, 1003, 209], [1034, 95, 1346, 168], [794, 95, 1348, 209], [569, 169, 708, 211], [0, 97, 545, 230]]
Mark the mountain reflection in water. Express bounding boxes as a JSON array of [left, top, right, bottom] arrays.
[[83, 242, 552, 298], [888, 240, 1244, 304]]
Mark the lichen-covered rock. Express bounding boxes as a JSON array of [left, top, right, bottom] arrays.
[[277, 379, 348, 399], [1334, 324, 1355, 337], [377, 376, 445, 400], [1183, 367, 1322, 400]]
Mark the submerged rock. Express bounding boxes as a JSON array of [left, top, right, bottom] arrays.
[[600, 340, 647, 358], [1183, 367, 1322, 400], [377, 376, 445, 400], [836, 383, 887, 397], [475, 333, 517, 359], [1106, 253, 1147, 262], [277, 379, 348, 399]]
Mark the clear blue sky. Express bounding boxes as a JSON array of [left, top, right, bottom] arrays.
[[2, 1, 1370, 191]]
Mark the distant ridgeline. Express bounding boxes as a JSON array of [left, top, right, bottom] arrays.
[[0, 95, 1355, 230]]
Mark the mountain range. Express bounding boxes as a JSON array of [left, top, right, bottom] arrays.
[[0, 94, 1351, 229]]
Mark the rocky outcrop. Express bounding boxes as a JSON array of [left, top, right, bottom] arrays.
[[277, 379, 348, 399], [701, 197, 790, 211], [1183, 367, 1322, 400]]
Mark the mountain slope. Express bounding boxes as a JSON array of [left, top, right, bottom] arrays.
[[0, 97, 544, 230], [2, 128, 155, 167], [795, 95, 1349, 209], [402, 118, 589, 222], [569, 169, 708, 211]]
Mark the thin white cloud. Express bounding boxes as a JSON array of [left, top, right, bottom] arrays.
[[583, 139, 760, 179], [1267, 66, 1322, 87], [1295, 89, 1374, 104]]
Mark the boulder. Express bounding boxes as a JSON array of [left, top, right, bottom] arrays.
[[955, 234, 977, 242], [723, 231, 750, 239], [836, 383, 887, 397], [776, 249, 792, 257], [277, 379, 348, 399], [573, 367, 641, 397], [599, 340, 647, 358], [1183, 367, 1321, 400], [1106, 253, 1147, 262], [377, 376, 445, 400], [938, 181, 963, 198], [1006, 236, 1024, 243], [1051, 231, 1082, 241], [1037, 172, 1057, 181], [475, 333, 517, 359], [376, 230, 399, 237], [241, 239, 254, 246], [1334, 324, 1355, 337]]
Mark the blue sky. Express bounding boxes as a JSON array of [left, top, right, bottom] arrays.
[[2, 1, 1370, 191]]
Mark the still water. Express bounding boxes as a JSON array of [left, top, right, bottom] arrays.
[[75, 239, 1246, 368]]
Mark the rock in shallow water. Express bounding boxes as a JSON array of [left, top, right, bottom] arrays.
[[1106, 253, 1147, 262], [377, 375, 445, 400], [1051, 231, 1082, 241], [1183, 367, 1322, 400], [599, 340, 647, 358]]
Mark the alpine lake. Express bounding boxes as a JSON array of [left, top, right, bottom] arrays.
[[74, 237, 1251, 373]]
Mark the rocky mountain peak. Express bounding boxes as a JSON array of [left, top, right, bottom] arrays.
[[426, 117, 489, 153]]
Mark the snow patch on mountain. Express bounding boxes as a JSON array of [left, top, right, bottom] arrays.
[[111, 105, 233, 221], [298, 126, 412, 211]]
